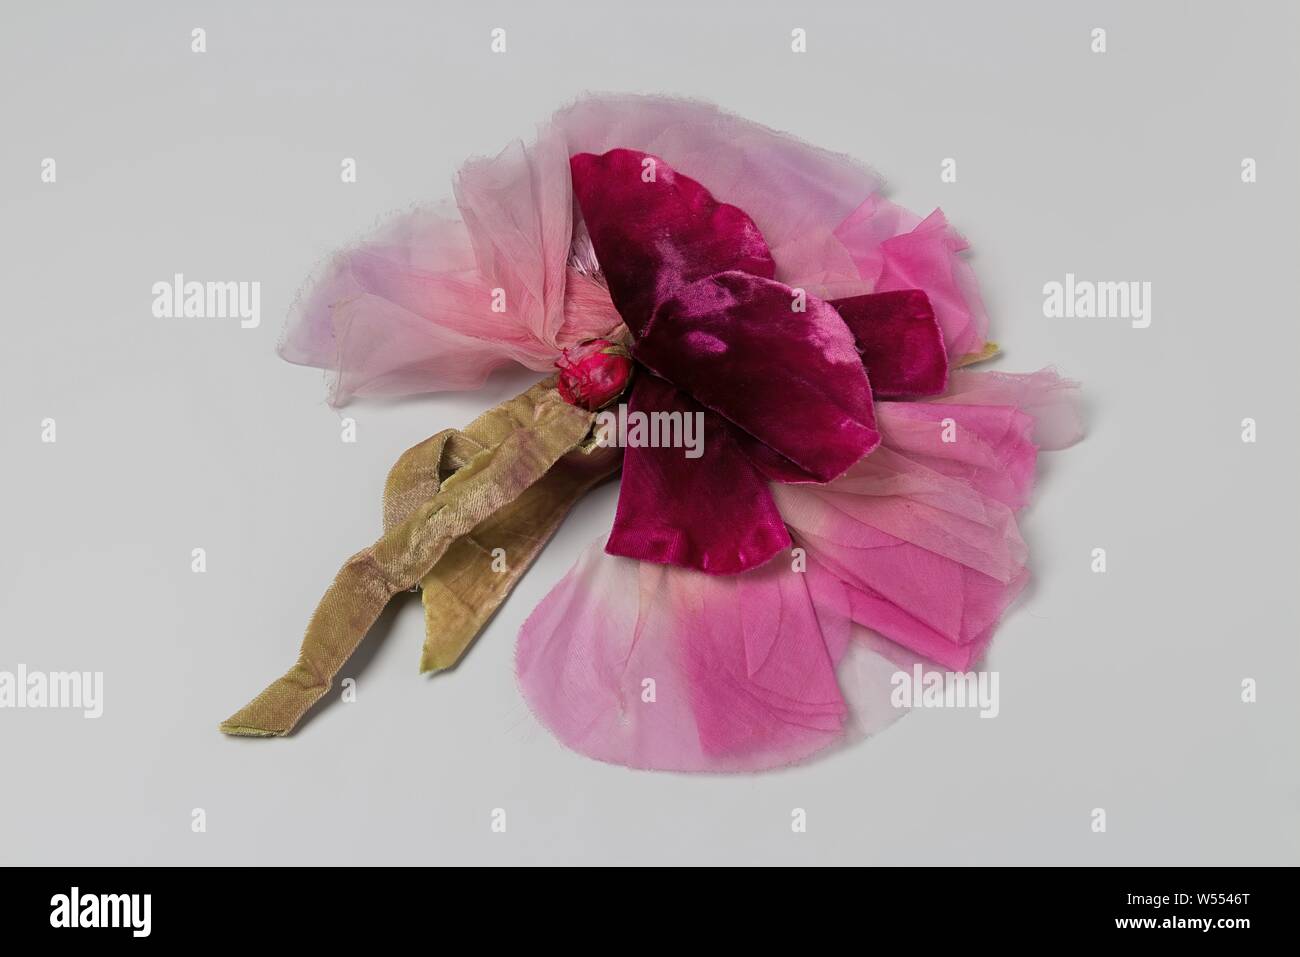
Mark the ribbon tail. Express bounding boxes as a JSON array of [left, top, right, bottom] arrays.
[[219, 379, 598, 737], [417, 446, 620, 672]]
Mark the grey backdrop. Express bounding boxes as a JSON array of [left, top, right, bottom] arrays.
[[2, 0, 1296, 866]]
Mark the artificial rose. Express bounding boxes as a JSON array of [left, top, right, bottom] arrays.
[[555, 338, 633, 410]]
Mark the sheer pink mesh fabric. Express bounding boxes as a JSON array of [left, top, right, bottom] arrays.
[[280, 94, 986, 404]]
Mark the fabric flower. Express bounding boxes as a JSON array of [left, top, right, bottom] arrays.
[[569, 148, 951, 575], [555, 338, 633, 410], [229, 94, 1082, 774]]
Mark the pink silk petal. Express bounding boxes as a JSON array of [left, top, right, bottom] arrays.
[[569, 149, 775, 337], [634, 271, 880, 482], [834, 196, 990, 360], [773, 446, 1030, 666], [605, 374, 792, 574], [875, 402, 1038, 509], [775, 447, 1028, 585], [922, 368, 1085, 451], [830, 290, 949, 399], [772, 369, 1081, 669], [799, 524, 1027, 671], [516, 538, 847, 772], [801, 557, 920, 737]]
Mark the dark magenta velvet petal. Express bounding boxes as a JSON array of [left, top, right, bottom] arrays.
[[570, 149, 776, 336], [606, 373, 792, 574], [732, 431, 827, 485], [830, 290, 949, 398], [633, 271, 880, 483]]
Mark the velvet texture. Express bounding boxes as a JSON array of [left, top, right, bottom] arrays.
[[606, 373, 792, 574], [831, 290, 949, 398], [221, 379, 607, 736], [635, 272, 881, 481], [569, 149, 776, 337], [571, 149, 905, 574]]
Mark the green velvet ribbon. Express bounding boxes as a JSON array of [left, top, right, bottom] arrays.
[[220, 378, 618, 737]]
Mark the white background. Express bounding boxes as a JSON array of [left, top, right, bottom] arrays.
[[1, 0, 1296, 865]]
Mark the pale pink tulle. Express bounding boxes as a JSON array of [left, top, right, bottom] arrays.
[[280, 94, 988, 404], [279, 196, 623, 404], [923, 368, 1084, 451], [517, 369, 1081, 771], [832, 199, 991, 360]]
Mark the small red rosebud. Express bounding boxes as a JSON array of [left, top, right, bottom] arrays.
[[555, 338, 633, 410]]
